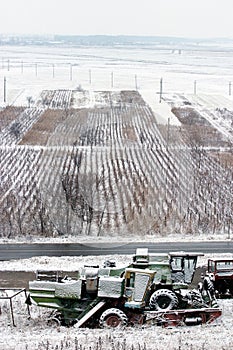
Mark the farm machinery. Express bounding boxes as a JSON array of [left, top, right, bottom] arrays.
[[27, 248, 221, 328], [205, 258, 233, 298]]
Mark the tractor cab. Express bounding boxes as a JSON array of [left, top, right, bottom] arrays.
[[170, 252, 203, 284], [207, 259, 233, 296], [132, 248, 202, 286]]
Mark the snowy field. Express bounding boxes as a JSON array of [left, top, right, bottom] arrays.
[[1, 41, 233, 348], [0, 43, 233, 124], [0, 298, 233, 350]]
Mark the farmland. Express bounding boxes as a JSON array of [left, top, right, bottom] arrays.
[[0, 86, 233, 239]]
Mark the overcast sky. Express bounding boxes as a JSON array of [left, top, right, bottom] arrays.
[[1, 0, 233, 38]]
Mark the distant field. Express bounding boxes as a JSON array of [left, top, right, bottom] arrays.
[[0, 41, 233, 106], [0, 85, 232, 238]]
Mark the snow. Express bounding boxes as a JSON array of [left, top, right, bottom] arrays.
[[140, 89, 181, 125], [1, 44, 233, 123], [2, 317, 233, 350], [0, 230, 232, 245], [1, 42, 233, 348]]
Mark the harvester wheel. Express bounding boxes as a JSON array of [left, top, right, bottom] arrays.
[[47, 316, 61, 327], [149, 289, 178, 311], [99, 308, 128, 328], [46, 310, 63, 327]]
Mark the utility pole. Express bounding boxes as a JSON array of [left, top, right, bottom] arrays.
[[52, 64, 55, 78], [89, 69, 92, 85], [229, 81, 231, 96], [194, 80, 197, 95], [21, 61, 24, 74], [111, 71, 114, 88], [135, 74, 138, 90], [3, 76, 6, 103], [7, 59, 10, 71], [35, 63, 38, 77], [159, 78, 163, 103], [70, 64, 73, 81]]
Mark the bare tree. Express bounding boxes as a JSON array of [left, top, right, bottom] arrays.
[[61, 146, 113, 236]]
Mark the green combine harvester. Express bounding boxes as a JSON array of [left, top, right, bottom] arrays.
[[27, 248, 221, 327]]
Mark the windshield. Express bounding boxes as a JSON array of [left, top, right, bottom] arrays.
[[216, 261, 233, 271]]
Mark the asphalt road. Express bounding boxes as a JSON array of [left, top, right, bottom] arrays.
[[0, 241, 232, 288], [0, 241, 233, 261]]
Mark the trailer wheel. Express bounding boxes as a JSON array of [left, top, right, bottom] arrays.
[[149, 289, 178, 311], [99, 308, 128, 328]]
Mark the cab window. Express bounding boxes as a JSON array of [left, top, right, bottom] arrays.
[[126, 272, 135, 288], [171, 257, 183, 271]]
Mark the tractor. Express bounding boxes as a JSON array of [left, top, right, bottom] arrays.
[[206, 258, 233, 298], [27, 248, 221, 327]]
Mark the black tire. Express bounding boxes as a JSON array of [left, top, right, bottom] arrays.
[[99, 308, 128, 328], [149, 289, 179, 311]]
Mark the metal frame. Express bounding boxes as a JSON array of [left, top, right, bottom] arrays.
[[0, 288, 30, 327]]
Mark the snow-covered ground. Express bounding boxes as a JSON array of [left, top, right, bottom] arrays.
[[0, 44, 233, 126], [1, 300, 233, 350], [0, 301, 232, 350], [0, 230, 232, 245]]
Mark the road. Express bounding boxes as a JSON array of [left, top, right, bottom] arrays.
[[0, 241, 232, 288], [0, 241, 233, 261]]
